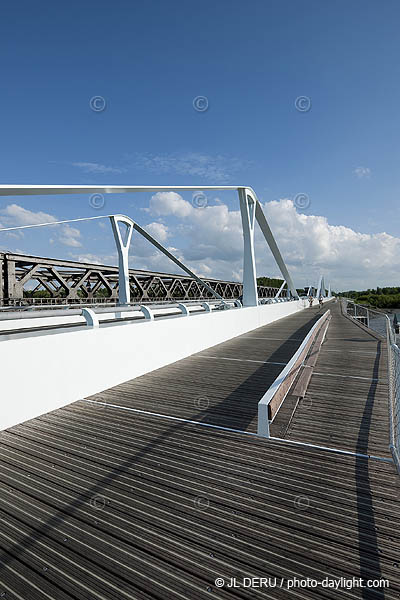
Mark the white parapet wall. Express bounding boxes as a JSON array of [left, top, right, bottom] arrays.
[[0, 298, 333, 431]]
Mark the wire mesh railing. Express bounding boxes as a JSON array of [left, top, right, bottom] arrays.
[[342, 298, 400, 473], [386, 319, 400, 473]]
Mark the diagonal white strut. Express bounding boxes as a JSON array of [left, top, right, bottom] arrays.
[[110, 215, 225, 305], [253, 195, 298, 299]]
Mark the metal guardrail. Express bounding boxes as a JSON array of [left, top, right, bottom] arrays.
[[342, 298, 389, 338], [0, 298, 245, 333], [388, 340, 400, 474], [342, 298, 400, 474], [0, 296, 304, 338], [257, 309, 331, 437]]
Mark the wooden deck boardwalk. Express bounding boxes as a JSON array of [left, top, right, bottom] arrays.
[[0, 301, 399, 599], [286, 302, 390, 457], [87, 306, 330, 433]]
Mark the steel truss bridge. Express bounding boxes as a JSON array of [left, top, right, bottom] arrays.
[[0, 252, 281, 306]]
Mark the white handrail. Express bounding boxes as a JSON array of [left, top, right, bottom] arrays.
[[257, 309, 331, 437]]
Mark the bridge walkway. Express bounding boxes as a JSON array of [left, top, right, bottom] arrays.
[[286, 301, 391, 457], [0, 301, 399, 598], [86, 304, 330, 433]]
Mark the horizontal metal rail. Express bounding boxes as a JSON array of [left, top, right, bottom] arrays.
[[257, 309, 331, 437], [0, 299, 244, 335]]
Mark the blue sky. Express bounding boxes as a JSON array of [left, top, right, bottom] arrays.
[[1, 0, 400, 290]]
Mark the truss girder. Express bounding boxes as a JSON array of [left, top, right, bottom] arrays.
[[0, 252, 279, 305]]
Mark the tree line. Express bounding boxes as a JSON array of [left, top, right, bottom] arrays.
[[336, 287, 400, 309]]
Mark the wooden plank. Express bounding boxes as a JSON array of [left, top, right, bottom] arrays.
[[0, 405, 399, 599], [0, 303, 399, 599], [286, 302, 391, 457]]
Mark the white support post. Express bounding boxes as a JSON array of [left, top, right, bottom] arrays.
[[327, 283, 331, 298], [82, 308, 99, 328], [316, 275, 323, 299], [110, 215, 134, 306], [257, 402, 270, 438], [275, 280, 286, 299], [177, 303, 190, 316], [140, 305, 154, 320], [201, 302, 212, 312], [239, 188, 258, 307]]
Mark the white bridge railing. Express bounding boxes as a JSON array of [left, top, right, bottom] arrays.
[[257, 308, 331, 437], [342, 298, 400, 474]]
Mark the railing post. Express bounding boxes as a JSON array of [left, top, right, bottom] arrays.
[[110, 215, 134, 306], [258, 402, 270, 438], [275, 280, 286, 299], [82, 308, 99, 328], [140, 305, 154, 320], [238, 188, 258, 307], [177, 303, 190, 316]]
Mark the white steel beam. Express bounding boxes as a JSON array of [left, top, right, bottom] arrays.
[[110, 215, 134, 305], [254, 200, 299, 299], [275, 280, 286, 299], [239, 188, 258, 307]]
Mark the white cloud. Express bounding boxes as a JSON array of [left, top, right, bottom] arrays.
[[0, 204, 83, 248], [3, 197, 399, 293], [0, 204, 57, 226], [353, 166, 371, 179], [57, 225, 82, 248], [71, 161, 126, 174], [144, 192, 400, 290], [148, 192, 193, 218], [144, 222, 170, 243], [69, 252, 116, 265], [133, 152, 250, 182]]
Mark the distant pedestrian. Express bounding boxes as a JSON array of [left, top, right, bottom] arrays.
[[308, 295, 314, 308], [318, 295, 323, 309]]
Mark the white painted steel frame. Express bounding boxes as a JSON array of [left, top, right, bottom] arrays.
[[0, 212, 225, 306], [0, 184, 299, 307]]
